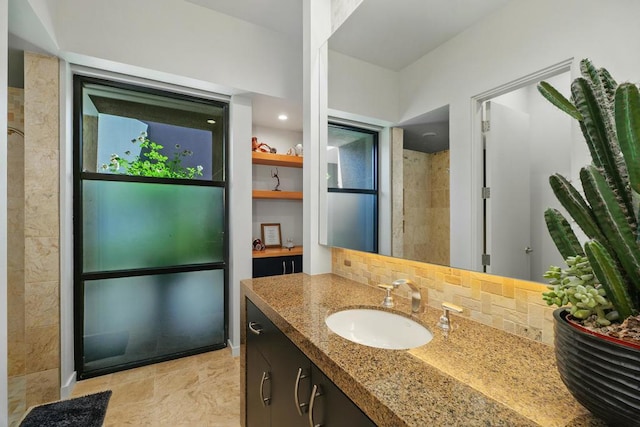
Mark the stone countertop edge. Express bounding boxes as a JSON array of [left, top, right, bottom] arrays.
[[240, 273, 604, 427]]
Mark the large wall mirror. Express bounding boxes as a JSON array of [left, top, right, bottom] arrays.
[[321, 0, 640, 284]]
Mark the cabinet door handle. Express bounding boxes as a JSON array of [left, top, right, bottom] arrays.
[[260, 371, 271, 407], [291, 260, 295, 274], [308, 384, 323, 427], [294, 367, 309, 416], [283, 261, 286, 275], [248, 321, 263, 335]]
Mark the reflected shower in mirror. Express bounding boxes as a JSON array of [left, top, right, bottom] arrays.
[[393, 106, 450, 266]]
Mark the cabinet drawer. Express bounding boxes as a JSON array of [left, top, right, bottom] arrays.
[[246, 299, 280, 357], [253, 255, 302, 278]]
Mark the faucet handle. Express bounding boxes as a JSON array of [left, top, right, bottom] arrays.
[[391, 279, 411, 288], [377, 284, 394, 308], [437, 302, 464, 331], [442, 302, 463, 314]]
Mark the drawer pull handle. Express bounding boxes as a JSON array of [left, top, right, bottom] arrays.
[[248, 321, 263, 335], [291, 260, 295, 274], [283, 261, 286, 274], [260, 371, 271, 407], [294, 367, 309, 416], [308, 384, 323, 427]]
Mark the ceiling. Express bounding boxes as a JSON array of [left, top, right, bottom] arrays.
[[187, 0, 513, 73], [185, 0, 302, 38], [329, 0, 514, 71], [398, 105, 450, 153]]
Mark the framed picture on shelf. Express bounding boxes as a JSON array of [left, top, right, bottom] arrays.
[[261, 223, 282, 248]]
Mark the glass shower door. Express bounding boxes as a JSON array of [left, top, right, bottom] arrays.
[[74, 76, 228, 378]]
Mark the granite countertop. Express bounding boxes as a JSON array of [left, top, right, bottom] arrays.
[[241, 273, 605, 427]]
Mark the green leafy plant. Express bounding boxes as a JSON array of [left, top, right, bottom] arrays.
[[102, 132, 204, 179], [539, 58, 640, 323], [543, 256, 615, 325]]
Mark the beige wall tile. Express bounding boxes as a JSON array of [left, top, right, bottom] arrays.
[[8, 337, 26, 378], [10, 51, 62, 413], [25, 190, 59, 237], [24, 54, 59, 152], [26, 324, 60, 373], [26, 368, 59, 408], [8, 375, 26, 427], [24, 237, 59, 283], [25, 281, 59, 328]]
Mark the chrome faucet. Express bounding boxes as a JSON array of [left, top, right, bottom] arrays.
[[392, 279, 422, 313]]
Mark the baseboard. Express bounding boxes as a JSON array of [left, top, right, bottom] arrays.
[[228, 339, 240, 357], [60, 371, 77, 399]]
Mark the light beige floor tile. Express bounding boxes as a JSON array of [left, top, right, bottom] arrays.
[[110, 377, 155, 407], [71, 349, 240, 426]]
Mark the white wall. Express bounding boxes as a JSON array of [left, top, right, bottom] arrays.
[[252, 125, 303, 154], [18, 0, 301, 101], [328, 50, 399, 122]]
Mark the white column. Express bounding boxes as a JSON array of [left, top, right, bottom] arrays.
[[59, 59, 75, 398], [228, 95, 253, 355], [303, 0, 332, 274]]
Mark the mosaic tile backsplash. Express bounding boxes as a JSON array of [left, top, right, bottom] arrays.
[[332, 247, 555, 345]]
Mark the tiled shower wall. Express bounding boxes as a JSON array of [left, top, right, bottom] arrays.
[[332, 247, 555, 345], [402, 149, 450, 265], [8, 52, 60, 426]]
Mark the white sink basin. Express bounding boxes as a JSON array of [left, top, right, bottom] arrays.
[[325, 309, 433, 350]]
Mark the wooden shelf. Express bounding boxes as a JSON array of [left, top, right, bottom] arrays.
[[252, 151, 303, 168], [253, 190, 302, 200], [253, 246, 303, 258]]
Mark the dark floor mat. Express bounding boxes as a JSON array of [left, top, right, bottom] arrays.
[[20, 390, 112, 427]]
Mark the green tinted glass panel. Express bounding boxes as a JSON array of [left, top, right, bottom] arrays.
[[327, 192, 376, 252], [83, 180, 224, 272], [83, 269, 225, 374]]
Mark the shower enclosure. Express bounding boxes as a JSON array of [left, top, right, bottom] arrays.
[[73, 76, 228, 378]]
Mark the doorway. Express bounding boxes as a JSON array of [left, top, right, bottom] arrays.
[[478, 68, 574, 282]]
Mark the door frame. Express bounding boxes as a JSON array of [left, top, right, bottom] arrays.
[[468, 58, 573, 273]]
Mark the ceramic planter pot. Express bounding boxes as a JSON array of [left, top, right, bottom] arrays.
[[554, 308, 640, 426]]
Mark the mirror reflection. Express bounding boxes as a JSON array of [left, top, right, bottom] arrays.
[[322, 0, 636, 284], [394, 106, 450, 266], [326, 123, 378, 253]]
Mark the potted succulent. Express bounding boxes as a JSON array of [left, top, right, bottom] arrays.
[[539, 59, 640, 426]]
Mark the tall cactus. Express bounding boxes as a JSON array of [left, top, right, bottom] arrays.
[[539, 59, 640, 319]]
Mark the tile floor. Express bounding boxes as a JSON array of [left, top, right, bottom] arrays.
[[71, 348, 241, 426]]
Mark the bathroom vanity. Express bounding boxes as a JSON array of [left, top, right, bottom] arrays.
[[241, 274, 605, 426], [246, 299, 374, 426]]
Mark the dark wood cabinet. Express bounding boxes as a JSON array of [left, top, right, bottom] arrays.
[[246, 299, 375, 427], [252, 254, 302, 278], [308, 365, 375, 427]]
